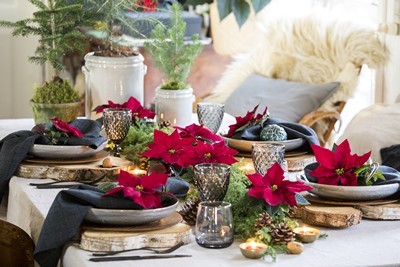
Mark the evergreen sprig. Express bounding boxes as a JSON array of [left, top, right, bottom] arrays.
[[144, 3, 203, 90], [0, 0, 95, 76]]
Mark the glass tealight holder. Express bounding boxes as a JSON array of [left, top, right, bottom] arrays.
[[194, 163, 231, 202], [195, 201, 234, 249], [102, 108, 132, 157]]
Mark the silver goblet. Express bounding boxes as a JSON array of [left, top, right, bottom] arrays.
[[197, 102, 225, 133], [103, 108, 132, 157]]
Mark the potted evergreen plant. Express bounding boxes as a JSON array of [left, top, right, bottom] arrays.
[[144, 3, 203, 127], [0, 0, 91, 124], [82, 0, 151, 119]]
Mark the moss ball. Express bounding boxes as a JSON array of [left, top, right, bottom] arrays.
[[260, 124, 287, 141]]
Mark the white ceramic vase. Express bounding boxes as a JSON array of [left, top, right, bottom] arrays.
[[82, 52, 147, 119], [155, 87, 195, 127]]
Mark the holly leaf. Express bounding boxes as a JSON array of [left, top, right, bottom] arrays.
[[217, 0, 232, 21], [231, 0, 250, 28], [251, 0, 271, 13]]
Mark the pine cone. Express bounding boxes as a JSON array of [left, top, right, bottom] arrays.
[[178, 198, 200, 225], [253, 212, 273, 233], [139, 157, 150, 171], [270, 222, 295, 245]]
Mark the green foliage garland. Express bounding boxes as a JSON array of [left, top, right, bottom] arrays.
[[144, 3, 203, 90]]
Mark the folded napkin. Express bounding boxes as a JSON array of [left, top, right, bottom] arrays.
[[232, 118, 320, 150], [381, 144, 400, 172], [304, 162, 400, 186], [34, 179, 185, 267], [0, 119, 107, 200]]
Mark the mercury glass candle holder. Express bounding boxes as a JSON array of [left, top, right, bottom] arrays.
[[194, 163, 230, 202], [251, 143, 285, 176], [195, 201, 234, 248], [197, 102, 225, 133], [102, 108, 132, 157]]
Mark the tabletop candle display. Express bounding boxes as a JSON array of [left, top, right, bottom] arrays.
[[293, 226, 320, 243], [239, 241, 269, 259]]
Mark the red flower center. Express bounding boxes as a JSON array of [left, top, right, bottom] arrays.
[[335, 168, 345, 175], [169, 149, 175, 155], [135, 185, 144, 191], [271, 185, 278, 191], [204, 153, 211, 158]]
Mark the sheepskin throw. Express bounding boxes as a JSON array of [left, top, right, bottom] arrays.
[[205, 15, 387, 142]]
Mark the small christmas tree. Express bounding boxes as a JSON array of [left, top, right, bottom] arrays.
[[144, 3, 203, 90], [0, 0, 94, 79]]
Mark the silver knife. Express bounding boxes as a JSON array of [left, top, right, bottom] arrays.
[[89, 254, 192, 262]]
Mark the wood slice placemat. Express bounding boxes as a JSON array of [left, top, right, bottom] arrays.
[[80, 223, 191, 252], [16, 155, 133, 181]]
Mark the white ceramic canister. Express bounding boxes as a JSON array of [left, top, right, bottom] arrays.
[[155, 87, 195, 127], [83, 52, 147, 119]]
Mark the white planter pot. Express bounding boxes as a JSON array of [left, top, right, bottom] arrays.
[[155, 88, 195, 127], [83, 52, 146, 119]]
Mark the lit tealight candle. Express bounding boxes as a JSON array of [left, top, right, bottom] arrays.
[[293, 226, 320, 243], [239, 241, 268, 259], [128, 166, 147, 177]]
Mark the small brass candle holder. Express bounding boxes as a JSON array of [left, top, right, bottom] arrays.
[[239, 241, 268, 259], [293, 226, 320, 243]]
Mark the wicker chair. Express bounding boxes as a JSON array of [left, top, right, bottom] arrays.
[[205, 15, 387, 146], [0, 220, 35, 267]]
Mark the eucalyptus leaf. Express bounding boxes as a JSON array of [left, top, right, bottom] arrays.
[[295, 193, 310, 205], [217, 0, 232, 21], [231, 0, 250, 28], [251, 0, 271, 13]]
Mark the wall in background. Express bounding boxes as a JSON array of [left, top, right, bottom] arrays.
[[0, 0, 42, 119]]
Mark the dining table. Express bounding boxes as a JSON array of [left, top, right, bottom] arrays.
[[2, 118, 400, 267]]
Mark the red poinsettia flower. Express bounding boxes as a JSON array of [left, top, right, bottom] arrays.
[[174, 123, 224, 143], [104, 170, 168, 209], [310, 139, 371, 186], [93, 97, 155, 120], [247, 162, 313, 206], [133, 0, 157, 12], [178, 140, 237, 167], [50, 118, 83, 137], [226, 104, 268, 138], [141, 130, 195, 165]]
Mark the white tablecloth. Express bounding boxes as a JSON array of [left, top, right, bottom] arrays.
[[3, 119, 400, 267], [7, 177, 400, 267]]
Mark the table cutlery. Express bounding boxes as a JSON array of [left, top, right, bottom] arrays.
[[89, 254, 192, 262], [30, 174, 107, 188], [92, 241, 184, 256]]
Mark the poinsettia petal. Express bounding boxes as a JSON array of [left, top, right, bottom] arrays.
[[316, 175, 340, 185], [283, 180, 313, 193], [247, 173, 267, 187], [141, 173, 168, 189], [334, 140, 351, 168], [122, 187, 141, 199], [263, 188, 282, 206], [247, 187, 266, 199], [118, 170, 139, 187], [311, 144, 336, 169], [265, 163, 285, 185], [310, 165, 335, 178], [340, 172, 358, 186], [282, 192, 297, 206]]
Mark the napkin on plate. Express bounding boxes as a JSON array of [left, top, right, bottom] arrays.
[[304, 162, 400, 186], [0, 119, 107, 200], [231, 118, 320, 151], [34, 184, 180, 267]]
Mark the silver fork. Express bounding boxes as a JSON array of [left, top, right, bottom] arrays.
[[91, 241, 184, 257]]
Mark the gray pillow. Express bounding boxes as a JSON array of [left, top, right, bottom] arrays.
[[224, 74, 340, 122]]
